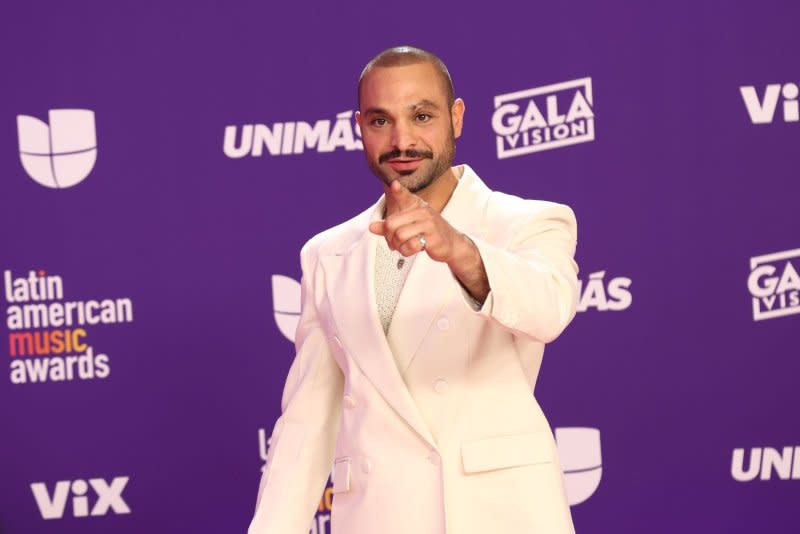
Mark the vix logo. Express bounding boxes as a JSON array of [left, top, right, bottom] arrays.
[[740, 83, 799, 124], [30, 476, 130, 519], [17, 109, 97, 188]]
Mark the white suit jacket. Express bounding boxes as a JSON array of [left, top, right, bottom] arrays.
[[249, 165, 579, 534]]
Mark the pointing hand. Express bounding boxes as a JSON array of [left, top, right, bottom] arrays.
[[368, 180, 457, 262]]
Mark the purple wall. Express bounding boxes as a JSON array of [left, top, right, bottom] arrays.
[[1, 1, 798, 532]]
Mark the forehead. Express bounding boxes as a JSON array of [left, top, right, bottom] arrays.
[[359, 62, 448, 110]]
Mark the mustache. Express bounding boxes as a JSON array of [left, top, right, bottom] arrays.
[[378, 149, 434, 164]]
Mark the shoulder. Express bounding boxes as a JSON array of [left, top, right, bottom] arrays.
[[457, 173, 575, 252], [487, 191, 576, 229], [473, 179, 576, 244], [461, 164, 576, 228]]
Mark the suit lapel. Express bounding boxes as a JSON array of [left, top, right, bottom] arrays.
[[319, 207, 437, 448], [386, 253, 453, 374], [388, 165, 493, 374], [318, 165, 492, 447]]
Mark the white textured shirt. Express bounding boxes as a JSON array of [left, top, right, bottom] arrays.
[[374, 240, 415, 333]]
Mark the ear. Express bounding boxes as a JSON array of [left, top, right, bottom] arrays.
[[451, 98, 465, 138], [355, 110, 363, 128]]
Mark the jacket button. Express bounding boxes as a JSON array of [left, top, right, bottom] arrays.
[[343, 395, 356, 409], [361, 459, 372, 474], [434, 379, 449, 394], [427, 451, 440, 466], [436, 317, 450, 330], [333, 336, 344, 349]]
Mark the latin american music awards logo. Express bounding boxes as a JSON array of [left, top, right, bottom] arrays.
[[4, 269, 134, 384], [17, 109, 97, 188]]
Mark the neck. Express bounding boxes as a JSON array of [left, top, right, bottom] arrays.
[[384, 167, 459, 217]]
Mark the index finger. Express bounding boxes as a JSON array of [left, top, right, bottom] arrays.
[[389, 179, 421, 210]]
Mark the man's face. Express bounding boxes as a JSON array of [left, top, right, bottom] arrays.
[[356, 62, 464, 193]]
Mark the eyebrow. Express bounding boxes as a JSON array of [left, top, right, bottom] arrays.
[[363, 106, 390, 116], [411, 99, 440, 110], [363, 99, 442, 116]]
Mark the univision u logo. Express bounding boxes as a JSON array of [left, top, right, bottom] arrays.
[[17, 109, 97, 188], [556, 427, 603, 505], [271, 274, 301, 342]]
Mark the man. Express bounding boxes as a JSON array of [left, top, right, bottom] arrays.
[[249, 46, 579, 534]]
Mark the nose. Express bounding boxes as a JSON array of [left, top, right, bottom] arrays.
[[390, 119, 416, 151]]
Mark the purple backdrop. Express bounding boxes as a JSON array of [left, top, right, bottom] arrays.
[[2, 1, 798, 532]]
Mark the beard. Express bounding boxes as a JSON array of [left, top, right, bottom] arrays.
[[366, 126, 456, 193]]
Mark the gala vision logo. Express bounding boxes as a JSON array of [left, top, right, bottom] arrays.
[[747, 248, 800, 321], [491, 77, 595, 159], [17, 109, 97, 188]]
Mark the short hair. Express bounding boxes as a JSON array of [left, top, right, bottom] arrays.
[[358, 46, 455, 107]]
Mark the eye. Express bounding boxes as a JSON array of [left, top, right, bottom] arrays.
[[415, 113, 431, 122], [371, 117, 388, 127]]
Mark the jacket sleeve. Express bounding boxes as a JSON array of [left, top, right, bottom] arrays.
[[248, 243, 344, 534], [461, 201, 579, 343]]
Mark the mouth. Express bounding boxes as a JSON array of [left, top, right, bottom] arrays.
[[387, 159, 423, 173]]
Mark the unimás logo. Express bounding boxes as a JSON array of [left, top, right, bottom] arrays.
[[223, 110, 363, 158], [731, 446, 800, 482], [556, 427, 602, 505], [17, 109, 97, 188], [747, 248, 800, 321], [491, 77, 594, 159], [740, 83, 799, 124], [577, 270, 632, 313], [4, 269, 134, 384], [270, 273, 603, 506], [31, 476, 130, 519]]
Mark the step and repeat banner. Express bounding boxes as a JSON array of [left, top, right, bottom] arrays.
[[1, 2, 797, 533]]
